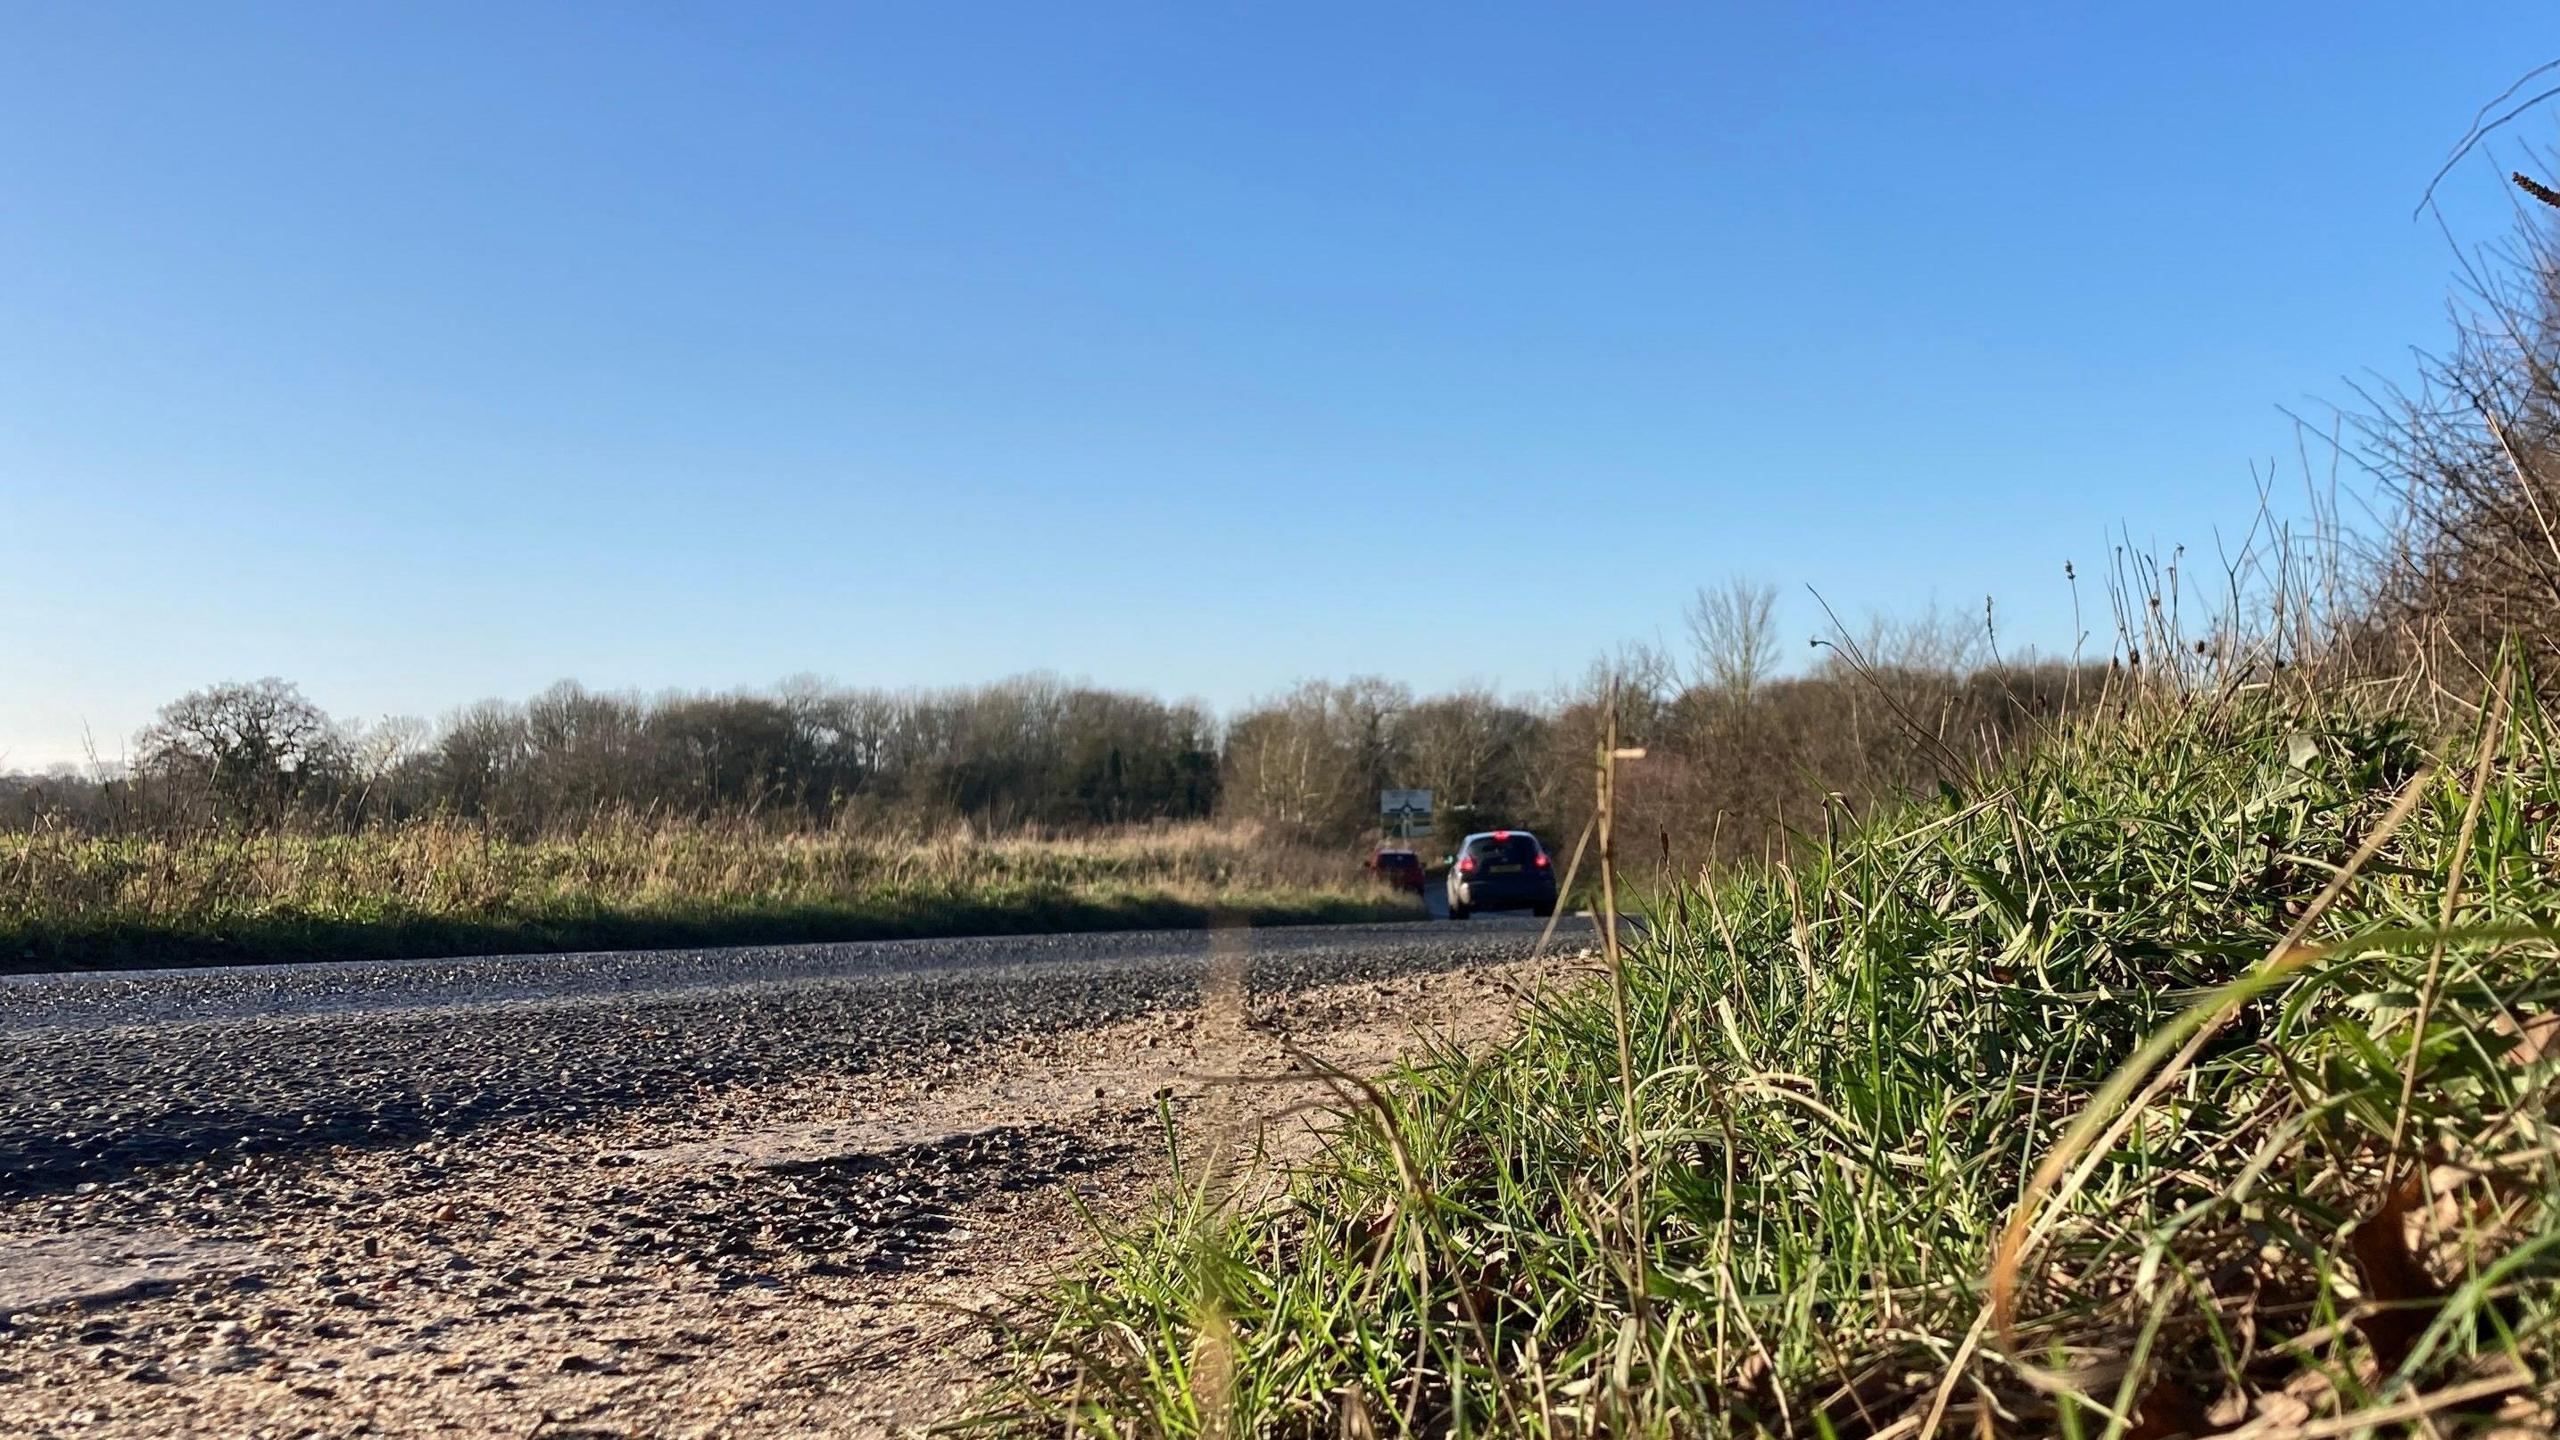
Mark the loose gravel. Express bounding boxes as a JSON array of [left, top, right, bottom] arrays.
[[0, 920, 1542, 1198], [0, 920, 1571, 1438]]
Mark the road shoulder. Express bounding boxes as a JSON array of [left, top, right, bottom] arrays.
[[0, 952, 1579, 1437]]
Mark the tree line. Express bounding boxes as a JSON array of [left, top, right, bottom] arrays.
[[3, 583, 2114, 875], [8, 676, 1226, 836]]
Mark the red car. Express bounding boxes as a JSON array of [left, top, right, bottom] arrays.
[[1365, 848, 1427, 893]]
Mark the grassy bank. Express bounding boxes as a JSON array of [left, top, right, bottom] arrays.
[[1012, 684, 2560, 1436], [0, 819, 1421, 972]]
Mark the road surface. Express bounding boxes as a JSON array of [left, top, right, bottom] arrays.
[[0, 918, 1574, 1436]]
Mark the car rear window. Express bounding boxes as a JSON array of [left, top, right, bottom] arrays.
[[1375, 852, 1420, 869], [1468, 835, 1543, 864]]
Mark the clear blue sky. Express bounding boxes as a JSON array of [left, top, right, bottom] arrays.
[[2, 4, 2551, 769]]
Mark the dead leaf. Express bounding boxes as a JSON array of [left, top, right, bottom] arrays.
[[2347, 1167, 2446, 1375], [1336, 1385, 1379, 1440], [2252, 1390, 2314, 1428], [2493, 1010, 2560, 1068], [2124, 1379, 2212, 1440]]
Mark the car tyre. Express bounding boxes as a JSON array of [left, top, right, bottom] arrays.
[[1449, 901, 1471, 920], [1532, 902, 1556, 918]]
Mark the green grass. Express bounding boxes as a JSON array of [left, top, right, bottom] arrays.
[[1005, 684, 2560, 1436], [0, 819, 1422, 972]]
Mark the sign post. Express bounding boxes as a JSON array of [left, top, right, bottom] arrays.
[[1379, 788, 1434, 841]]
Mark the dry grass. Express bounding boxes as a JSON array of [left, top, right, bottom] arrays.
[[0, 817, 1419, 972], [998, 675, 2560, 1438]]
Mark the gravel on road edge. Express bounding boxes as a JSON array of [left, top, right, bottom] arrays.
[[0, 921, 1552, 1197], [0, 924, 1585, 1437]]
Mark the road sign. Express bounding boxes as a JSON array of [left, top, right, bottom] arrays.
[[1380, 789, 1433, 837]]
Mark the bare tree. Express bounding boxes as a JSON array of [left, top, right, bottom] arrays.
[[1397, 689, 1545, 845], [1220, 678, 1412, 841], [349, 715, 429, 783], [1822, 597, 1987, 675], [136, 678, 347, 825], [1685, 577, 1781, 700], [2354, 185, 2560, 672]]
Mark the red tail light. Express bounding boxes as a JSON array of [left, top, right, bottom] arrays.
[[1493, 830, 1510, 841], [1534, 853, 1549, 868], [1457, 856, 1475, 874]]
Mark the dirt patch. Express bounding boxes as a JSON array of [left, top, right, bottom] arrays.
[[0, 1235, 271, 1318]]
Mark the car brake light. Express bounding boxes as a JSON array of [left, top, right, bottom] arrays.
[[1493, 830, 1510, 840], [1457, 856, 1475, 874], [1535, 853, 1549, 868]]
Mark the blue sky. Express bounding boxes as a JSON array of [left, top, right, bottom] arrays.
[[1, 4, 2551, 768]]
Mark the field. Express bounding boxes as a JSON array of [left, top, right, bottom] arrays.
[[1008, 678, 2560, 1435], [0, 819, 1422, 972]]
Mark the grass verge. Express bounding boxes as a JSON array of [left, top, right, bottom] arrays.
[[1005, 683, 2560, 1436], [0, 820, 1421, 973]]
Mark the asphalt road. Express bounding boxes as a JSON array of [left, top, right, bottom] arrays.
[[0, 919, 1548, 1199]]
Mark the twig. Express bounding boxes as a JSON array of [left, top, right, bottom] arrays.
[[2417, 59, 2560, 217], [1596, 696, 1652, 1332], [2386, 650, 2512, 1173]]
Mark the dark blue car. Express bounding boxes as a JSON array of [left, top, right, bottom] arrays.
[[1446, 830, 1557, 919]]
